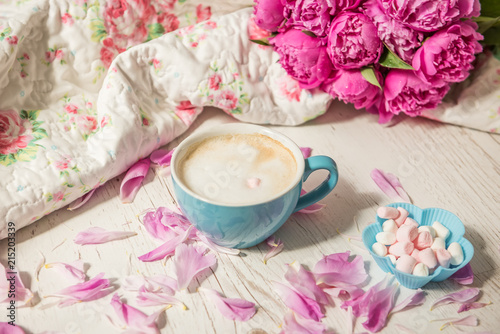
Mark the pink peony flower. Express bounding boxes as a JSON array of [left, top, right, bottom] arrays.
[[384, 69, 450, 117], [0, 110, 33, 155], [379, 0, 481, 32], [327, 12, 382, 69], [333, 0, 363, 13], [321, 69, 383, 110], [363, 0, 424, 63], [282, 0, 333, 37], [253, 0, 285, 32], [412, 21, 483, 85], [271, 29, 332, 89]]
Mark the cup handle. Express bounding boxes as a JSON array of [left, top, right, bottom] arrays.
[[293, 156, 339, 213]]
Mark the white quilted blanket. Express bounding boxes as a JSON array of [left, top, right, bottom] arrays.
[[0, 0, 499, 239]]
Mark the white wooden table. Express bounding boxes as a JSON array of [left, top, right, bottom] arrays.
[[2, 102, 500, 333]]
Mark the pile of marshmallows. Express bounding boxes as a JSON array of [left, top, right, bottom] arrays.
[[373, 206, 464, 277]]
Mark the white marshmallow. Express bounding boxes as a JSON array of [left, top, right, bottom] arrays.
[[386, 254, 397, 265], [382, 219, 398, 234], [412, 263, 429, 277], [376, 231, 397, 245], [447, 242, 464, 266], [372, 242, 388, 256], [432, 221, 450, 240], [430, 237, 446, 251], [418, 225, 436, 238], [377, 206, 400, 219]]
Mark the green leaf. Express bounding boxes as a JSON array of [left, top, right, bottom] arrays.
[[301, 30, 317, 38], [379, 45, 414, 70], [250, 39, 270, 46], [361, 67, 382, 89], [20, 110, 29, 119], [479, 0, 500, 17], [474, 16, 500, 34], [28, 110, 40, 121], [147, 23, 165, 41]]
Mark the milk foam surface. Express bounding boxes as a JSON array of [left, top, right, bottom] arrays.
[[177, 133, 297, 204]]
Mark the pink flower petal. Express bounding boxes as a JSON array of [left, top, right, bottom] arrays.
[[109, 293, 162, 334], [273, 281, 324, 321], [370, 168, 411, 203], [263, 236, 284, 264], [67, 188, 96, 211], [300, 147, 312, 159], [137, 290, 185, 309], [138, 226, 193, 262], [74, 227, 136, 245], [142, 207, 196, 241], [120, 158, 151, 203], [392, 289, 426, 313], [297, 189, 326, 214], [45, 272, 112, 307], [196, 231, 240, 256], [437, 315, 478, 330], [150, 148, 174, 166], [280, 310, 326, 334], [321, 282, 365, 300], [45, 260, 86, 283], [449, 263, 474, 285], [457, 301, 491, 313], [0, 263, 34, 306], [0, 322, 25, 334], [200, 288, 256, 321], [173, 243, 217, 290], [284, 262, 329, 305], [122, 275, 177, 295], [313, 251, 368, 287], [430, 288, 480, 311]]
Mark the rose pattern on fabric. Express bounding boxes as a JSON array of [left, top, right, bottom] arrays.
[[16, 53, 30, 78], [175, 20, 217, 48], [278, 75, 302, 102], [57, 95, 104, 140], [43, 46, 66, 66], [175, 101, 200, 126]]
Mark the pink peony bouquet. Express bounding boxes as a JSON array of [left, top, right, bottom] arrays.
[[250, 0, 500, 123]]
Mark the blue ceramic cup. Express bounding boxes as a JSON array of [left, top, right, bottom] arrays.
[[171, 123, 339, 248]]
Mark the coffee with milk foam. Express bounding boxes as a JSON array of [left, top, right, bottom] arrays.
[[177, 133, 297, 204]]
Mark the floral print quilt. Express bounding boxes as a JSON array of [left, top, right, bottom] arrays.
[[0, 0, 499, 239]]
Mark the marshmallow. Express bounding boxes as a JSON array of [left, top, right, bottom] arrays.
[[436, 248, 452, 268], [447, 242, 464, 266], [396, 225, 418, 242], [389, 241, 414, 257], [382, 219, 399, 234], [394, 207, 409, 227], [396, 254, 417, 274], [418, 225, 436, 238], [376, 231, 397, 245], [386, 254, 397, 265], [430, 237, 446, 251], [403, 217, 419, 228], [418, 248, 438, 269], [414, 231, 433, 250], [432, 221, 450, 240], [412, 263, 429, 277], [377, 206, 400, 219], [410, 248, 420, 262], [372, 242, 388, 257]]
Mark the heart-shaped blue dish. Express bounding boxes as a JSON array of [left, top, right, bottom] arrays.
[[362, 202, 474, 289]]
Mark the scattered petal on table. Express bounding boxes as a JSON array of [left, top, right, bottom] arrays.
[[74, 227, 137, 245], [263, 236, 284, 264], [174, 243, 217, 290], [449, 263, 474, 285], [120, 158, 151, 203], [297, 189, 326, 214], [137, 290, 185, 309], [109, 293, 163, 334], [321, 281, 365, 300], [138, 226, 193, 262], [150, 148, 175, 166], [392, 289, 426, 313], [0, 263, 34, 306], [196, 232, 240, 256], [436, 315, 479, 330], [67, 188, 96, 211], [0, 322, 25, 333], [273, 281, 324, 322], [430, 288, 480, 311], [122, 275, 177, 295], [280, 310, 326, 334], [370, 168, 411, 203], [457, 301, 491, 313], [45, 260, 86, 283], [300, 147, 312, 159], [284, 262, 329, 305], [35, 251, 46, 281], [199, 288, 256, 321], [44, 272, 112, 307], [143, 207, 196, 241], [313, 251, 368, 287]]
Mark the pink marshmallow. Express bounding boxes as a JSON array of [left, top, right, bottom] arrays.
[[414, 231, 433, 250], [396, 225, 418, 242], [394, 207, 409, 227], [388, 241, 414, 258], [403, 217, 419, 228], [377, 206, 400, 219], [396, 254, 417, 274], [436, 248, 452, 268], [410, 249, 420, 262], [419, 248, 438, 269]]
